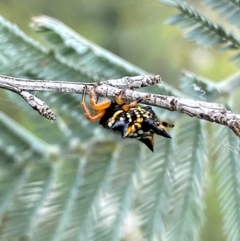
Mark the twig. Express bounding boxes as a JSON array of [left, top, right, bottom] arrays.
[[20, 91, 56, 122], [2, 78, 57, 122], [0, 74, 240, 137]]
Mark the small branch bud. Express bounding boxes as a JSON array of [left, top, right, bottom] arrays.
[[21, 91, 57, 122]]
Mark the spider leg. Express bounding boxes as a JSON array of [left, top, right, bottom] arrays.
[[161, 122, 174, 128], [142, 105, 174, 130], [89, 88, 111, 111], [81, 86, 107, 122], [116, 90, 125, 105], [82, 108, 106, 122], [116, 90, 143, 112], [122, 98, 142, 112], [144, 118, 172, 138]]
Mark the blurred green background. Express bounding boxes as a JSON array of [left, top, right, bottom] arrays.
[[0, 1, 238, 240]]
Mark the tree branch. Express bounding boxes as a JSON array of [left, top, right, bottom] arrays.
[[0, 74, 240, 137]]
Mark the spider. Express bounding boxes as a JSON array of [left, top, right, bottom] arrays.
[[81, 87, 173, 152]]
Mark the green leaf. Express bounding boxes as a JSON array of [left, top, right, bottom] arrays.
[[30, 16, 147, 79], [230, 0, 240, 7], [0, 15, 105, 145], [214, 124, 240, 241], [161, 0, 240, 50], [166, 118, 208, 241], [158, 0, 178, 7], [135, 137, 174, 240], [0, 16, 92, 82], [203, 0, 240, 28], [29, 16, 184, 99], [0, 111, 51, 164], [180, 70, 221, 101]]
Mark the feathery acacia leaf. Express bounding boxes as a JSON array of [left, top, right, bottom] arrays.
[[0, 16, 93, 82], [214, 124, 240, 241], [0, 111, 51, 164], [135, 137, 174, 241], [30, 16, 147, 79], [160, 0, 240, 50], [166, 118, 207, 241], [180, 70, 221, 101], [230, 0, 240, 7], [0, 142, 121, 240], [91, 141, 142, 241], [0, 15, 104, 143], [203, 0, 240, 28], [30, 15, 184, 98]]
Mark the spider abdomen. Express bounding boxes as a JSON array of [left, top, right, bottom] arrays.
[[99, 104, 172, 152]]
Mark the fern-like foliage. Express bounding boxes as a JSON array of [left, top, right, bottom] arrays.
[[135, 138, 174, 241], [180, 70, 221, 101], [30, 15, 184, 98], [166, 119, 207, 241], [159, 1, 240, 241], [159, 0, 240, 61], [30, 16, 147, 79], [214, 123, 240, 241], [204, 0, 240, 28], [0, 111, 51, 164]]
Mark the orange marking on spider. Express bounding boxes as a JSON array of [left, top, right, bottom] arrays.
[[89, 88, 111, 111], [124, 125, 135, 137], [150, 136, 154, 146], [116, 90, 125, 105], [116, 90, 142, 112], [81, 87, 107, 122]]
